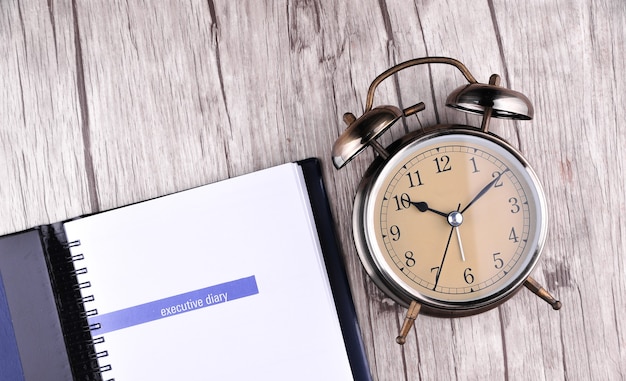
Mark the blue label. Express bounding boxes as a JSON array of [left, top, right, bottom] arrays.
[[90, 275, 259, 335], [0, 271, 25, 381]]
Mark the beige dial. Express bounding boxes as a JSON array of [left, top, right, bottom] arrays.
[[360, 130, 546, 311]]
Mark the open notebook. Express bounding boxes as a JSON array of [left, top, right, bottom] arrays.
[[0, 159, 370, 381]]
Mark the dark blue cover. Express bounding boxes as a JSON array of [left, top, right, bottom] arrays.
[[0, 229, 75, 381], [0, 270, 25, 381], [299, 158, 372, 381]]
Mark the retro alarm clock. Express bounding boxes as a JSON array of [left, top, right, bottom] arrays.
[[332, 57, 561, 344]]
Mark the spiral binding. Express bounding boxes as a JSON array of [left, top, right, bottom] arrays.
[[37, 224, 100, 380], [67, 239, 115, 381]]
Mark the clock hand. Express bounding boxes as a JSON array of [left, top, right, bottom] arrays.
[[446, 211, 466, 261], [433, 226, 455, 290], [454, 226, 466, 262], [411, 201, 448, 218], [461, 169, 510, 214], [433, 203, 461, 290]]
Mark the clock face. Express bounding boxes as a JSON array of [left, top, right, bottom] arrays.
[[357, 129, 547, 312]]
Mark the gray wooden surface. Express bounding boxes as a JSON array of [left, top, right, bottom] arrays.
[[2, 1, 624, 380]]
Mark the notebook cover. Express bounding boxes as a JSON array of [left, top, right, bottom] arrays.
[[0, 229, 74, 381], [299, 158, 372, 381]]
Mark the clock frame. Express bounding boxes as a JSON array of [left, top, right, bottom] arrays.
[[354, 126, 547, 316]]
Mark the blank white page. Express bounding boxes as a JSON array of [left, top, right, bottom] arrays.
[[64, 163, 353, 381]]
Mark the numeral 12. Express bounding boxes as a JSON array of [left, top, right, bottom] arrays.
[[434, 155, 452, 173]]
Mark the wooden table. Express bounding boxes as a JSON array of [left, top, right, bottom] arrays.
[[2, 1, 624, 380]]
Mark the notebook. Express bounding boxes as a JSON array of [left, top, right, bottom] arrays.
[[0, 159, 371, 381]]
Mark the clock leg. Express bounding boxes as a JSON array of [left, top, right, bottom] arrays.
[[524, 276, 562, 310], [396, 300, 421, 345]]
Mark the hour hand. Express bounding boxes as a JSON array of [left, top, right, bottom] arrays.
[[411, 201, 448, 218]]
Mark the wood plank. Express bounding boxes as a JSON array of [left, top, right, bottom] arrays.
[[0, 0, 91, 235], [493, 1, 626, 379], [74, 1, 233, 210]]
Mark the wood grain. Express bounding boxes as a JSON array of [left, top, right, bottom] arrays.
[[1, 0, 624, 380]]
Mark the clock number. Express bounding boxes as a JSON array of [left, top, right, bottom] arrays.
[[406, 170, 424, 187], [509, 197, 520, 213], [393, 193, 411, 211], [389, 225, 401, 241], [492, 171, 504, 187], [509, 227, 519, 243], [404, 251, 416, 267], [434, 155, 452, 173], [493, 252, 504, 269], [469, 157, 480, 173], [430, 266, 441, 285], [463, 268, 475, 284]]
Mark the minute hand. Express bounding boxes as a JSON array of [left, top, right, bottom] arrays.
[[461, 169, 509, 214]]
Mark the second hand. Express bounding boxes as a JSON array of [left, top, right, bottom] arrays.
[[454, 227, 466, 262]]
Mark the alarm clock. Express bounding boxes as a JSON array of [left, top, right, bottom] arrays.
[[332, 57, 561, 344]]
